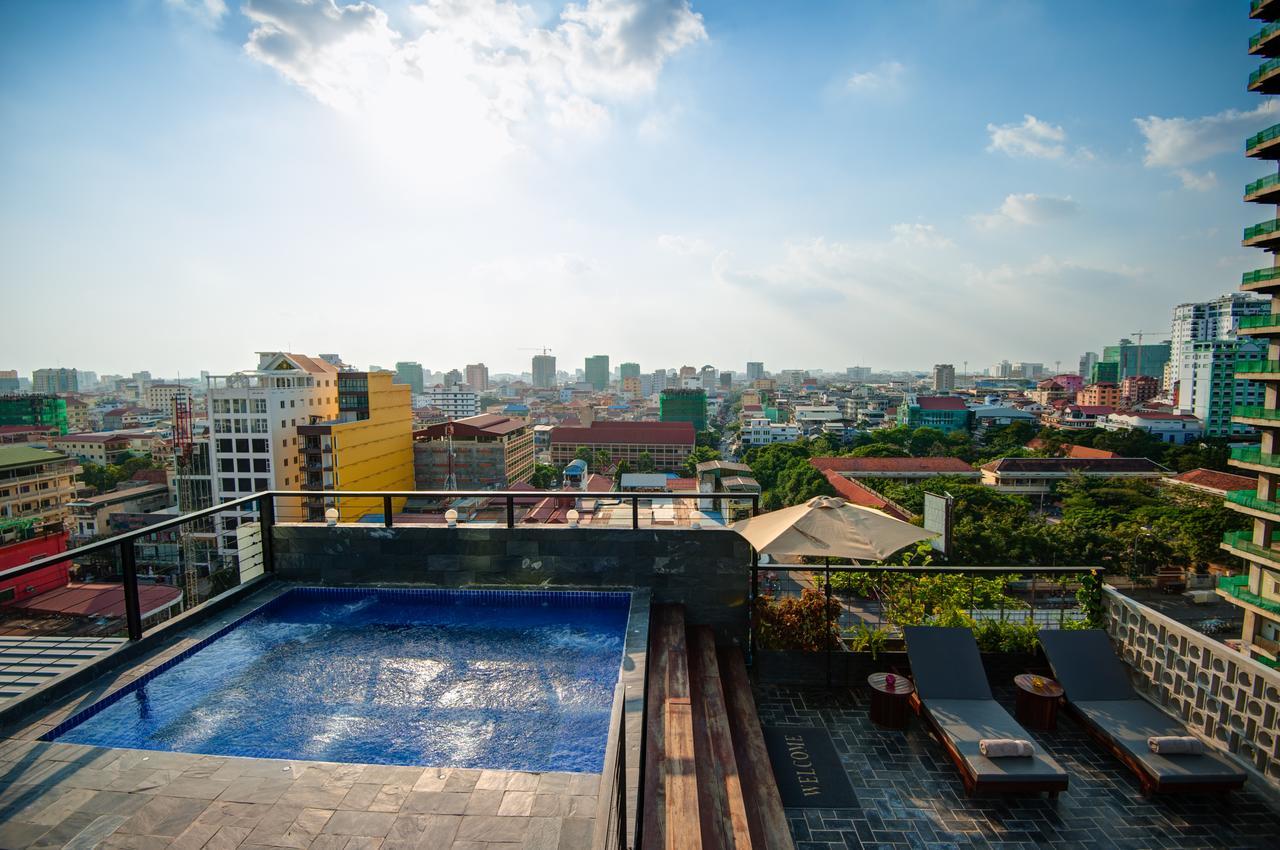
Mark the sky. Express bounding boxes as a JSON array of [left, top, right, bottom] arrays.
[[1, 0, 1275, 378]]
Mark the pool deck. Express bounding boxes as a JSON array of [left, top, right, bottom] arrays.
[[0, 582, 650, 850]]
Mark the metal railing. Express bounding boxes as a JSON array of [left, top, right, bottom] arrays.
[[1243, 219, 1280, 242], [1230, 446, 1280, 468], [2, 489, 758, 643], [748, 563, 1100, 685], [1250, 57, 1280, 87], [1246, 172, 1280, 197], [1225, 488, 1280, 515], [1246, 122, 1280, 152], [1242, 266, 1280, 286], [592, 682, 629, 850]]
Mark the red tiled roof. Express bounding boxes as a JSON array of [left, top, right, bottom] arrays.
[[820, 470, 913, 521], [54, 433, 131, 444], [810, 456, 977, 474], [666, 477, 698, 491], [414, 414, 526, 440], [129, 469, 168, 485], [13, 582, 183, 619], [1170, 468, 1257, 494], [1066, 445, 1119, 459], [550, 420, 695, 446], [0, 425, 56, 434], [916, 396, 967, 411], [1069, 405, 1115, 416], [982, 457, 1167, 474]]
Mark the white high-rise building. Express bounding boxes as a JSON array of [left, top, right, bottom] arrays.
[[422, 386, 480, 419], [1169, 293, 1271, 436], [207, 352, 340, 555]]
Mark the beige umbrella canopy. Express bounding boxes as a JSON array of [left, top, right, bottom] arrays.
[[730, 495, 937, 562]]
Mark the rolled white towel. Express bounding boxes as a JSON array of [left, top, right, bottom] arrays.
[[1148, 736, 1204, 755], [978, 738, 1033, 758]]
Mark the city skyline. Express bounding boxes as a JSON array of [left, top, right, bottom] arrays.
[[2, 1, 1270, 375]]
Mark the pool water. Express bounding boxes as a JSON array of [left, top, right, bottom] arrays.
[[47, 588, 631, 772]]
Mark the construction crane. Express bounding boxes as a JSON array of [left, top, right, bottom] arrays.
[[1129, 329, 1172, 382], [517, 346, 554, 355]]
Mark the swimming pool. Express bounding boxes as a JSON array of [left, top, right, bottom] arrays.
[[46, 587, 631, 773]]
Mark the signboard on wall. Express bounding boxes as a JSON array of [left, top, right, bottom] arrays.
[[923, 491, 953, 557]]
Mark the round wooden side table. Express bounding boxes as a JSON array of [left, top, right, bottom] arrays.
[[1013, 674, 1064, 731], [867, 672, 914, 730]]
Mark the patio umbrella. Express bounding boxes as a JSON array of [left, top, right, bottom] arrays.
[[730, 495, 936, 562], [731, 495, 938, 685]]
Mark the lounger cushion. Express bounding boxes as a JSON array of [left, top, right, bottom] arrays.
[[1037, 629, 1134, 701], [926, 699, 1068, 784], [904, 626, 993, 701], [1072, 700, 1246, 785]]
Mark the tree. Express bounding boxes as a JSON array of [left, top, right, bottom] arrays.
[[613, 460, 632, 482], [636, 451, 656, 473], [695, 429, 721, 449], [907, 427, 947, 458], [683, 446, 721, 477], [847, 443, 909, 459], [573, 447, 594, 465], [478, 395, 502, 410], [529, 464, 559, 489], [594, 449, 613, 471]]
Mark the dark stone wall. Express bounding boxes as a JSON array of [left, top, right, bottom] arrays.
[[271, 524, 752, 642]]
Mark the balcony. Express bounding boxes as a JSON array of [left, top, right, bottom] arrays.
[[1233, 359, 1280, 380], [1218, 573, 1280, 615], [1246, 171, 1280, 203], [1225, 488, 1280, 518], [1242, 265, 1280, 291], [1231, 445, 1280, 470], [1231, 405, 1280, 428], [1246, 122, 1280, 158], [1249, 57, 1280, 93], [1242, 218, 1280, 248], [1253, 20, 1280, 55], [1254, 0, 1280, 22], [1222, 529, 1280, 566], [1236, 311, 1280, 334]]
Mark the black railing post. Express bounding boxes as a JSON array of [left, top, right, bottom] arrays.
[[632, 496, 639, 530], [383, 495, 393, 528], [119, 539, 143, 641], [506, 495, 515, 529], [259, 494, 275, 573]]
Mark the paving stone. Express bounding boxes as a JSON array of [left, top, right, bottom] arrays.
[[340, 783, 383, 811], [497, 791, 537, 817], [455, 815, 530, 843], [322, 810, 398, 837], [463, 790, 505, 815], [401, 791, 471, 815], [117, 795, 210, 837]]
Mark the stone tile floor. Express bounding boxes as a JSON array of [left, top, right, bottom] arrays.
[[754, 682, 1280, 850], [0, 740, 597, 849]]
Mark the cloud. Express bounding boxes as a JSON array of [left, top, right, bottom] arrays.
[[972, 193, 1079, 229], [1135, 102, 1279, 171], [1174, 168, 1218, 191], [239, 0, 707, 167], [165, 0, 228, 25], [845, 61, 904, 92], [890, 222, 953, 249], [657, 233, 709, 255], [986, 114, 1065, 159]]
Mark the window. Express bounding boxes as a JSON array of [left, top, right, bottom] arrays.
[[218, 439, 233, 453], [280, 401, 286, 409], [235, 439, 249, 453], [253, 458, 269, 472], [233, 419, 248, 433], [254, 478, 269, 491], [239, 477, 252, 492], [282, 420, 287, 429], [237, 459, 250, 473], [290, 400, 296, 408], [219, 459, 234, 473], [213, 399, 230, 414], [251, 419, 268, 433], [251, 398, 267, 413], [214, 418, 231, 433], [221, 477, 236, 492], [252, 439, 268, 453]]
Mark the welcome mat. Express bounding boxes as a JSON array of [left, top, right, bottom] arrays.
[[762, 725, 857, 808]]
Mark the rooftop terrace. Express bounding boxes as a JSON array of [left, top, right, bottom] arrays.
[[0, 490, 1275, 849]]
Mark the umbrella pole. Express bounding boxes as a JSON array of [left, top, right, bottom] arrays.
[[825, 556, 832, 688], [749, 547, 759, 666]]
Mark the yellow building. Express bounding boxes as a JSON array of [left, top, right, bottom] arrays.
[[298, 372, 415, 522], [0, 446, 80, 543]]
